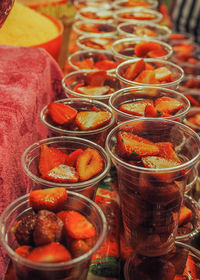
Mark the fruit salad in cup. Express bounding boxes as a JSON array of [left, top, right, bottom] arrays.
[[112, 0, 158, 10], [179, 75, 200, 107], [184, 107, 200, 134], [77, 35, 117, 51], [77, 7, 114, 23]]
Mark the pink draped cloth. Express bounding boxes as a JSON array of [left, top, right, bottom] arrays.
[[0, 45, 65, 279]]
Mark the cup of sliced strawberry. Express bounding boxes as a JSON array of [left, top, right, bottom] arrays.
[[0, 187, 107, 280], [116, 58, 184, 89], [40, 98, 115, 146], [109, 86, 190, 123], [106, 118, 200, 256], [21, 136, 111, 200]]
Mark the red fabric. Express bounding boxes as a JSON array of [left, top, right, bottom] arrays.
[[0, 45, 65, 279]]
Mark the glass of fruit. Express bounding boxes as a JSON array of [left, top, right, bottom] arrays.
[[109, 86, 190, 123], [21, 136, 111, 200], [117, 22, 171, 41], [74, 0, 112, 11], [184, 107, 200, 134], [0, 187, 107, 280], [168, 33, 194, 45], [112, 37, 173, 62], [116, 58, 184, 89], [112, 0, 158, 10], [76, 7, 114, 23], [40, 98, 115, 146], [77, 34, 118, 51], [106, 118, 200, 256], [68, 50, 118, 73], [62, 69, 121, 104], [179, 75, 200, 107]]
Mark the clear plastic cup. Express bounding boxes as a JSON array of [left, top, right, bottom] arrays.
[[76, 7, 114, 23], [184, 107, 200, 134], [77, 34, 118, 51], [68, 50, 119, 73], [40, 98, 115, 146], [21, 136, 111, 200], [112, 37, 173, 62], [74, 0, 112, 11], [106, 118, 200, 256], [0, 190, 107, 280], [109, 86, 190, 123], [62, 70, 121, 104], [168, 32, 194, 45], [116, 58, 184, 89], [112, 0, 158, 10], [179, 75, 200, 107], [117, 22, 172, 41]]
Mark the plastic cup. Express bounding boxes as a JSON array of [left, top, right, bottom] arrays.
[[21, 136, 111, 200], [40, 98, 115, 146], [0, 190, 107, 280], [179, 75, 200, 107], [112, 0, 158, 10], [109, 86, 190, 123], [62, 69, 121, 104], [112, 37, 173, 62], [117, 22, 172, 41], [74, 0, 112, 11], [76, 7, 114, 23], [77, 34, 118, 51], [168, 32, 194, 45], [106, 118, 200, 256], [184, 107, 200, 134], [116, 58, 184, 89]]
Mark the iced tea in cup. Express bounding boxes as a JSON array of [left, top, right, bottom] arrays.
[[0, 189, 107, 280], [21, 136, 111, 200], [109, 86, 190, 123], [106, 119, 200, 256]]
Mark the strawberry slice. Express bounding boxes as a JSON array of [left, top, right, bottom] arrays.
[[170, 34, 185, 40], [71, 239, 91, 258], [178, 205, 193, 226], [156, 142, 181, 163], [29, 187, 68, 212], [145, 63, 155, 70], [48, 102, 77, 125], [44, 164, 79, 183], [154, 67, 174, 83], [193, 113, 200, 126], [15, 245, 33, 258], [75, 111, 112, 131], [184, 255, 197, 279], [66, 149, 83, 167], [64, 210, 96, 239], [76, 148, 103, 181], [75, 58, 94, 69], [134, 42, 162, 57], [124, 59, 145, 80], [146, 49, 167, 58], [120, 99, 153, 116], [144, 104, 157, 117], [155, 97, 184, 114], [185, 78, 199, 89], [117, 131, 159, 158], [76, 85, 110, 96], [28, 242, 72, 263], [134, 69, 158, 84], [142, 156, 180, 169], [85, 70, 107, 86], [39, 144, 68, 177], [94, 59, 118, 70]]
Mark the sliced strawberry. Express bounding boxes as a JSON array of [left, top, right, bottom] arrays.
[[124, 59, 145, 80], [28, 242, 72, 263], [194, 113, 200, 126], [185, 95, 200, 107], [29, 187, 68, 212], [39, 144, 68, 177], [15, 245, 33, 258], [75, 111, 112, 131], [94, 59, 118, 70], [75, 58, 94, 69], [184, 255, 197, 279], [155, 97, 184, 114], [44, 164, 79, 183], [64, 210, 96, 239], [145, 62, 155, 70], [144, 104, 157, 117], [76, 148, 103, 181], [74, 82, 85, 92], [120, 99, 153, 116], [134, 42, 162, 57], [85, 70, 107, 86], [57, 210, 68, 223], [76, 85, 110, 96], [117, 131, 159, 158], [134, 69, 158, 84], [155, 67, 174, 83], [178, 205, 193, 226], [48, 102, 77, 125], [142, 156, 180, 169], [66, 149, 83, 167], [156, 142, 181, 163], [170, 34, 185, 40], [185, 79, 199, 89], [71, 239, 91, 258], [146, 49, 167, 58]]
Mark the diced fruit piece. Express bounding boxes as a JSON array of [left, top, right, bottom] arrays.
[[48, 102, 78, 125], [193, 113, 200, 126], [146, 49, 167, 58], [155, 67, 174, 83], [117, 131, 159, 158], [124, 59, 145, 80], [76, 148, 103, 181], [155, 97, 184, 114], [170, 34, 185, 40], [44, 164, 79, 183], [156, 142, 181, 163], [145, 62, 155, 70], [134, 70, 157, 84], [134, 42, 162, 57], [66, 149, 83, 167], [74, 82, 85, 92], [144, 104, 157, 117], [64, 210, 96, 239], [94, 59, 118, 70], [75, 58, 94, 69], [178, 206, 193, 226], [185, 78, 199, 89], [57, 210, 68, 223], [120, 99, 153, 116], [85, 70, 107, 86], [15, 246, 33, 258], [71, 239, 91, 258], [33, 210, 64, 246], [142, 156, 180, 169], [76, 85, 110, 96], [39, 144, 68, 177], [75, 111, 112, 131], [184, 255, 197, 278], [29, 187, 68, 212], [28, 242, 72, 263]]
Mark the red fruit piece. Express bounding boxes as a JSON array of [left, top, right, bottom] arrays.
[[28, 242, 72, 263], [155, 67, 174, 83], [146, 49, 167, 58], [64, 210, 96, 239], [76, 85, 110, 96], [120, 99, 153, 116], [142, 156, 180, 169], [184, 255, 197, 279], [117, 131, 159, 158], [15, 245, 33, 258], [155, 97, 184, 114], [75, 111, 112, 131], [144, 104, 157, 117], [39, 144, 68, 177], [178, 205, 193, 226], [156, 142, 181, 163], [71, 239, 91, 258], [94, 59, 118, 70], [134, 70, 158, 84], [86, 70, 107, 86], [185, 78, 199, 89], [44, 164, 79, 183], [135, 42, 162, 57], [124, 59, 145, 80], [48, 102, 78, 125], [75, 58, 94, 69], [76, 148, 103, 181], [74, 82, 85, 92], [29, 187, 68, 212], [66, 149, 83, 167], [170, 34, 185, 40], [193, 113, 200, 126]]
